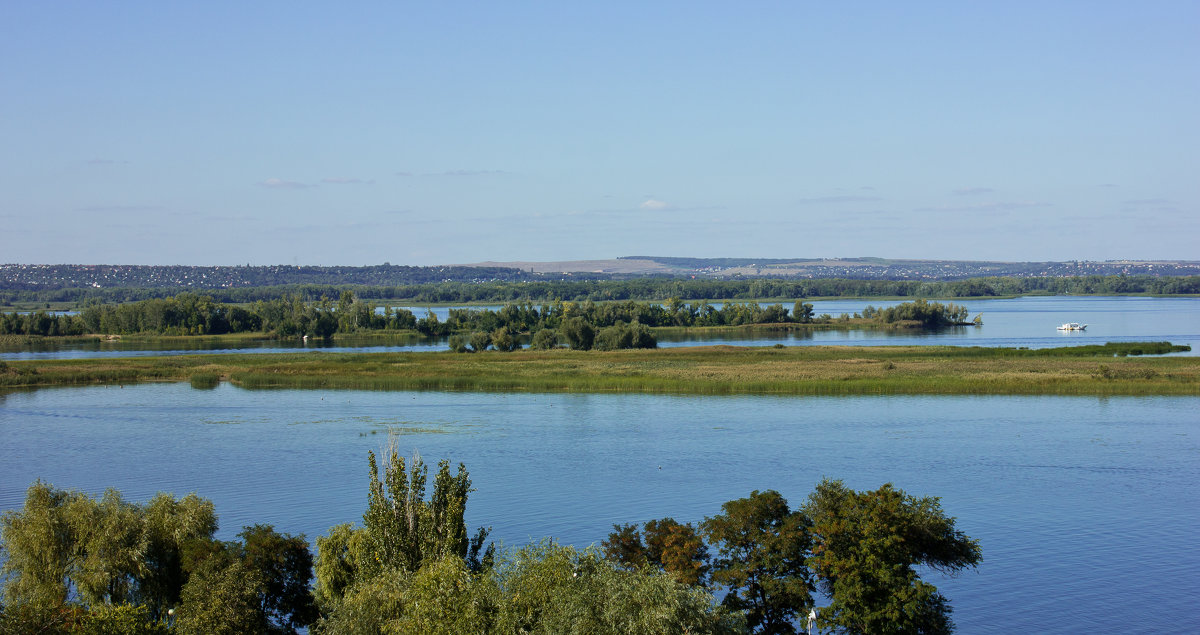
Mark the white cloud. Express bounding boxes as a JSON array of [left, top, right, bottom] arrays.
[[953, 187, 994, 196], [640, 198, 672, 211]]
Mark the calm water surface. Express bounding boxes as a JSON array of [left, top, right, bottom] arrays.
[[5, 296, 1198, 359], [2, 385, 1197, 633]]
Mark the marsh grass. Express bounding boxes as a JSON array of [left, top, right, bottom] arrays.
[[188, 372, 220, 389], [1, 342, 1196, 396]]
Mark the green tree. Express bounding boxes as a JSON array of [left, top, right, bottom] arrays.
[[491, 326, 519, 352], [448, 334, 470, 353], [175, 560, 267, 635], [77, 603, 169, 634], [493, 540, 745, 635], [792, 302, 814, 323], [529, 328, 560, 349], [314, 450, 494, 611], [138, 492, 219, 619], [702, 490, 813, 634], [803, 479, 982, 635], [469, 331, 491, 352], [0, 481, 85, 606], [562, 316, 594, 350], [602, 518, 709, 587], [237, 525, 318, 633]]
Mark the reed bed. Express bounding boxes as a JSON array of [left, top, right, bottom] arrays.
[[1, 343, 1196, 396]]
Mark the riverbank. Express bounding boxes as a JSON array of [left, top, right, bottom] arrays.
[[2, 342, 1195, 396]]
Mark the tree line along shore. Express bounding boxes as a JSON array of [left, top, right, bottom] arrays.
[[1, 450, 979, 634], [1, 342, 1195, 396], [3, 272, 1199, 308]]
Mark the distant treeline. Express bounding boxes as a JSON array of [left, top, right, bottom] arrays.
[[1, 293, 972, 354], [2, 274, 1197, 307]]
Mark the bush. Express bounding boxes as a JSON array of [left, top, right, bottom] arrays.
[[468, 331, 491, 352], [562, 317, 594, 351], [529, 328, 560, 350], [448, 334, 469, 353], [594, 322, 656, 351], [491, 327, 519, 352]]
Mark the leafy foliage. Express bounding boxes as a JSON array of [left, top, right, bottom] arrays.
[[803, 479, 982, 635], [0, 482, 314, 633], [313, 449, 494, 617], [601, 518, 709, 586], [702, 491, 814, 634]]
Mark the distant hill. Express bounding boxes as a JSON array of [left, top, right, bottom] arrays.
[[484, 257, 1200, 280]]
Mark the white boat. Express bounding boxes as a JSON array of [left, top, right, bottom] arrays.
[[1057, 322, 1087, 331]]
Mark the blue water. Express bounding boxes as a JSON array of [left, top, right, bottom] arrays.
[[2, 386, 1197, 633]]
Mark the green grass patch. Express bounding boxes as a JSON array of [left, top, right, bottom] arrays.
[[1, 342, 1197, 396]]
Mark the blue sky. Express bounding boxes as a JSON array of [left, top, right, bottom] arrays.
[[2, 2, 1196, 266]]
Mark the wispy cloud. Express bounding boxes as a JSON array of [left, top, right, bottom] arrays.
[[912, 201, 1051, 213], [441, 169, 505, 177], [396, 169, 508, 177], [795, 195, 883, 205], [953, 187, 994, 196], [1122, 198, 1169, 206], [75, 204, 168, 213], [258, 178, 312, 189], [640, 198, 673, 211], [85, 158, 128, 165], [321, 177, 374, 185]]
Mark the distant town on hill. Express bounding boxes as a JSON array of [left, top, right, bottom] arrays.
[[1, 257, 1198, 291]]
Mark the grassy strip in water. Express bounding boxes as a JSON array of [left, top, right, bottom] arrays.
[[1, 341, 1196, 396]]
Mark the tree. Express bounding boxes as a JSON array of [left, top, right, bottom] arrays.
[[138, 492, 219, 619], [490, 326, 519, 352], [702, 490, 813, 634], [529, 328, 560, 349], [562, 316, 594, 350], [0, 482, 316, 632], [469, 331, 491, 352], [792, 302, 814, 324], [0, 481, 84, 607], [361, 450, 493, 575], [175, 560, 267, 635], [602, 518, 709, 587], [314, 450, 494, 610], [236, 525, 317, 633], [803, 479, 982, 635], [492, 541, 745, 635]]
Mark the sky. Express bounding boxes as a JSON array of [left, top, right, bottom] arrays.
[[2, 2, 1197, 266]]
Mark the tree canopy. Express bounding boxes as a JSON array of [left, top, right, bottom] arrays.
[[3, 470, 979, 634]]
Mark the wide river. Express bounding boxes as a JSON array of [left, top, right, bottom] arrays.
[[2, 295, 1199, 632], [2, 387, 1197, 633], [4, 295, 1199, 359]]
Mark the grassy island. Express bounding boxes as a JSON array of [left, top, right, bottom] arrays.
[[2, 342, 1196, 396]]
